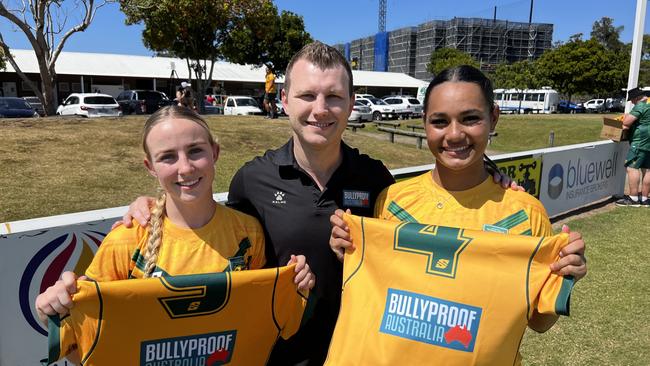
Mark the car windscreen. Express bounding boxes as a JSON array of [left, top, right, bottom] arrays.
[[6, 99, 32, 109], [140, 91, 166, 101], [408, 98, 421, 104], [235, 98, 258, 107], [84, 96, 117, 105], [369, 98, 387, 105]]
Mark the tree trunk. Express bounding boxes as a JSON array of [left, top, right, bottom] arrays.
[[42, 73, 58, 116]]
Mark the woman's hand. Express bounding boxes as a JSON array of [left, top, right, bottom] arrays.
[[550, 225, 587, 281], [287, 255, 315, 291], [34, 271, 86, 326], [330, 209, 354, 262]]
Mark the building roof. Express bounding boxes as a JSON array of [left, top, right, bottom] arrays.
[[4, 49, 428, 88]]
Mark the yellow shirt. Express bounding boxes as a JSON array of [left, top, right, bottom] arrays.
[[49, 266, 308, 365], [265, 72, 276, 93], [325, 215, 573, 366], [375, 172, 552, 236], [85, 203, 266, 280]]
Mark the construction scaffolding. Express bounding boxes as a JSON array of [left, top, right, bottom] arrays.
[[415, 21, 447, 80], [387, 27, 417, 75], [334, 17, 553, 80], [361, 36, 375, 71]]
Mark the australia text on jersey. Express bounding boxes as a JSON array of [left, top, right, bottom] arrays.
[[380, 288, 482, 352]]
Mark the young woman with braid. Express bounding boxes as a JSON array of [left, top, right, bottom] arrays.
[[35, 105, 315, 329]]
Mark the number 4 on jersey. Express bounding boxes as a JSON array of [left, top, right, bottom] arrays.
[[394, 223, 472, 278]]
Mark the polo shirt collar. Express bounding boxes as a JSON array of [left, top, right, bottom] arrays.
[[272, 138, 356, 171]]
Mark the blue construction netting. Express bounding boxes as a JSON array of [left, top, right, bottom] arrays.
[[374, 32, 388, 71], [345, 43, 351, 61]]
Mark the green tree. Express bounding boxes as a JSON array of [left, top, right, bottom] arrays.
[[491, 60, 539, 113], [0, 0, 111, 115], [426, 48, 478, 76], [120, 0, 310, 112], [536, 38, 627, 102], [591, 17, 624, 52]]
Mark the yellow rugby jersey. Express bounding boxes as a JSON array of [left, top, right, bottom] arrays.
[[48, 266, 308, 365], [375, 172, 552, 237], [325, 215, 573, 366], [85, 204, 266, 281]]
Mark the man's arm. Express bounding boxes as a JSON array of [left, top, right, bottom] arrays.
[[622, 113, 638, 129]]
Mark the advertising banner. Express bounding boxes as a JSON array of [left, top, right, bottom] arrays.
[[0, 219, 114, 365], [538, 143, 628, 216], [495, 154, 543, 198]]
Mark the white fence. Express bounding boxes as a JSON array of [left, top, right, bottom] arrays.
[[0, 141, 628, 365]]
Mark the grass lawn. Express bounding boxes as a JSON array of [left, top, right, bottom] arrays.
[[0, 115, 434, 222], [0, 113, 617, 222], [521, 207, 650, 365], [1, 113, 647, 364]]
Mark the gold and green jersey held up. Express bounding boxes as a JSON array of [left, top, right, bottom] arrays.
[[48, 266, 308, 365], [325, 215, 573, 366]]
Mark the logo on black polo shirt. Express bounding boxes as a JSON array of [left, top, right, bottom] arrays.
[[343, 190, 370, 208], [272, 191, 286, 204]]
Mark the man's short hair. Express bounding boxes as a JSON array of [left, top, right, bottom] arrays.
[[284, 41, 354, 97]]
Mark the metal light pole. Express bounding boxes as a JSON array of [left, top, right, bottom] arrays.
[[626, 0, 647, 113]]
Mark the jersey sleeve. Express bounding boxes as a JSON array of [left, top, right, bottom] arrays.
[[274, 265, 309, 340], [630, 102, 646, 119], [341, 214, 366, 289], [528, 233, 574, 317], [528, 203, 553, 237], [85, 225, 141, 281], [48, 281, 101, 363], [373, 187, 391, 219]]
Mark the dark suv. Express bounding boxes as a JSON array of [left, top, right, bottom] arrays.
[[116, 90, 172, 115]]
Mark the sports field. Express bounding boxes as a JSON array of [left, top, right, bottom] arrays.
[[1, 113, 648, 364]]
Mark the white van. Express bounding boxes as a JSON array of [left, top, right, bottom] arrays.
[[223, 96, 263, 115], [583, 99, 605, 113]]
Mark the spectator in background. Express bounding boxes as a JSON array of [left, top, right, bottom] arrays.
[[617, 87, 650, 207], [264, 64, 278, 119], [176, 82, 196, 111]]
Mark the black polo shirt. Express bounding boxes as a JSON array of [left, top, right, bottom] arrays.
[[227, 138, 395, 365]]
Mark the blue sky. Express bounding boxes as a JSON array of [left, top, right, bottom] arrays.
[[1, 0, 649, 56]]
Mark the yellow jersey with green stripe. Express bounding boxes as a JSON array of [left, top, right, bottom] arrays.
[[85, 203, 266, 281], [325, 215, 573, 366], [48, 266, 308, 365], [375, 172, 552, 237]]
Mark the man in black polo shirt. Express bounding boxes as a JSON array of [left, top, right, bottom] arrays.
[[227, 42, 394, 365], [119, 43, 520, 364]]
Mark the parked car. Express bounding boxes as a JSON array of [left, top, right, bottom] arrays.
[[22, 96, 45, 116], [349, 100, 372, 122], [382, 96, 423, 119], [275, 98, 286, 116], [355, 93, 375, 99], [355, 97, 397, 121], [0, 97, 39, 118], [583, 98, 605, 113], [557, 100, 586, 114], [57, 93, 122, 117], [605, 97, 625, 112], [223, 96, 263, 115], [116, 90, 172, 115]]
